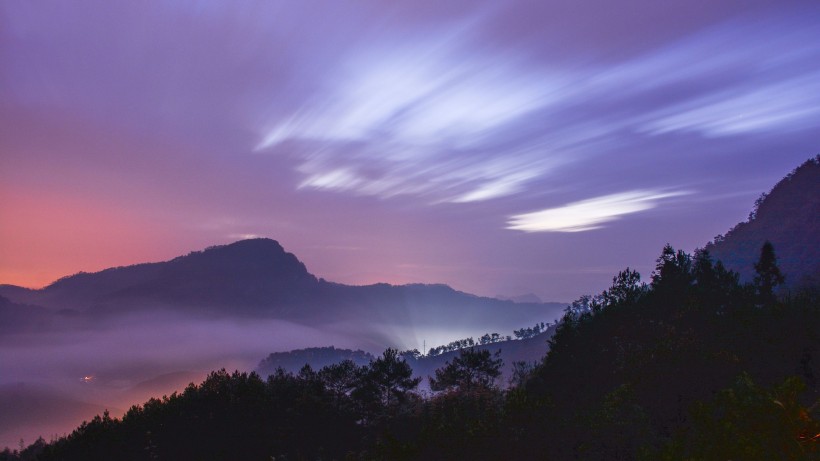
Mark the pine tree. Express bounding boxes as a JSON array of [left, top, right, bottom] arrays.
[[429, 348, 503, 393], [754, 240, 785, 305]]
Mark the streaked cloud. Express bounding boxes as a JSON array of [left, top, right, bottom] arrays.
[[255, 37, 559, 150], [254, 30, 571, 203], [249, 6, 820, 208], [507, 190, 689, 233], [642, 73, 820, 137]]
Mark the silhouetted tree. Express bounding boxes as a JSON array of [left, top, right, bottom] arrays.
[[509, 360, 537, 387], [400, 349, 422, 360], [603, 268, 645, 307], [692, 249, 742, 312], [429, 348, 503, 393], [319, 359, 361, 401], [568, 294, 603, 317], [754, 240, 785, 305], [652, 244, 693, 293], [356, 348, 420, 410]]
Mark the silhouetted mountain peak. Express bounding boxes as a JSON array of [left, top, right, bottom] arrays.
[[191, 238, 287, 260], [164, 238, 313, 281], [24, 238, 318, 311]]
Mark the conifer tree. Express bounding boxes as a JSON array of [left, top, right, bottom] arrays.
[[429, 348, 503, 393], [754, 240, 785, 305]]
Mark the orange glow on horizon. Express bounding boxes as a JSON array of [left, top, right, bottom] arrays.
[[0, 190, 180, 289]]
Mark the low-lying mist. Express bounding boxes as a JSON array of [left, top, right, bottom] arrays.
[[0, 304, 563, 448], [1, 312, 358, 448]]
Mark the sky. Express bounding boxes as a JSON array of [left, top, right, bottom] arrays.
[[1, 0, 819, 302]]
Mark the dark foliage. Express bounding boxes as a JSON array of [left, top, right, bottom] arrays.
[[755, 240, 786, 306], [429, 348, 503, 393], [510, 243, 820, 460], [35, 369, 364, 461]]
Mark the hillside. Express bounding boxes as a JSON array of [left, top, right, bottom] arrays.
[[705, 155, 820, 289], [407, 328, 555, 386]]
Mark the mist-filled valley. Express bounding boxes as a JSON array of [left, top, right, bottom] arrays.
[[0, 240, 564, 449]]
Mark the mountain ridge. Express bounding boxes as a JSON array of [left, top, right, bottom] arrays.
[[705, 155, 819, 289], [0, 238, 563, 332]]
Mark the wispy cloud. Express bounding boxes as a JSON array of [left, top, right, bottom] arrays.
[[507, 190, 689, 233], [641, 73, 820, 137]]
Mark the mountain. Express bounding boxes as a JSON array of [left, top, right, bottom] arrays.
[[1, 239, 318, 313], [0, 238, 564, 331], [705, 155, 820, 289]]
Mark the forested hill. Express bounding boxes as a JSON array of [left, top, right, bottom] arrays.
[[706, 155, 820, 289]]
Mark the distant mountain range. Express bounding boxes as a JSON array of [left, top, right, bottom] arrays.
[[0, 239, 563, 333], [705, 155, 819, 289], [496, 293, 543, 304]]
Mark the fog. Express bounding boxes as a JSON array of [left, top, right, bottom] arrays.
[[0, 306, 562, 448], [1, 312, 362, 448]]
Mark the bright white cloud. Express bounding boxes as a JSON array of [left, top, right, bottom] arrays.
[[507, 190, 688, 233]]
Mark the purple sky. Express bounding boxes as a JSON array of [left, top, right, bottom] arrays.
[[1, 0, 819, 301]]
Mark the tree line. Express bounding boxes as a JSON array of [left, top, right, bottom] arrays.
[[424, 321, 554, 357]]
